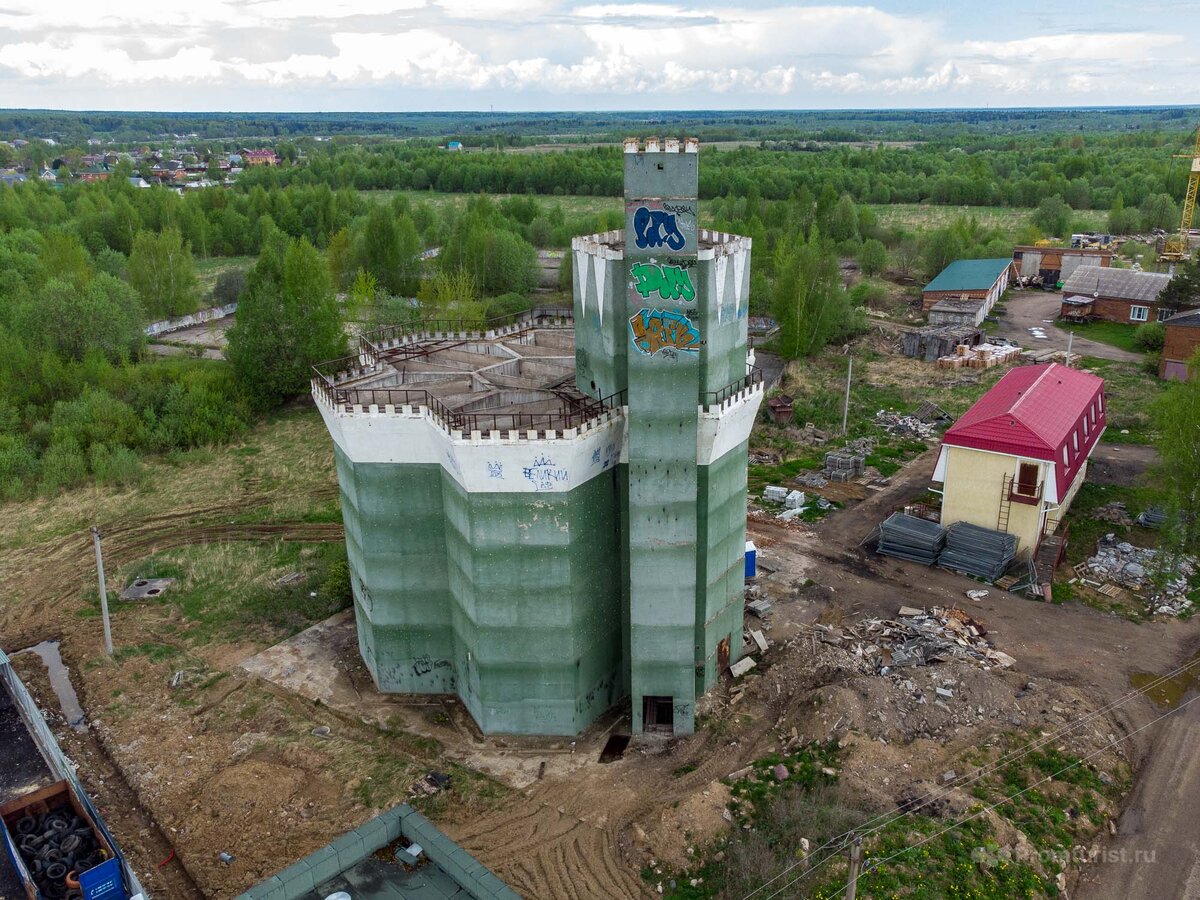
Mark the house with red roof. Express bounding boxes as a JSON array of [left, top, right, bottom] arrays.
[[932, 363, 1106, 555]]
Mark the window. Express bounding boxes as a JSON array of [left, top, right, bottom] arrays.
[[1073, 431, 1079, 451], [1098, 393, 1104, 413], [1084, 418, 1089, 436], [1063, 446, 1070, 466], [1130, 306, 1150, 322]]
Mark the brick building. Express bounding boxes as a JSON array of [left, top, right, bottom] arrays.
[[1059, 266, 1174, 324], [921, 258, 1015, 321], [1160, 310, 1200, 381]]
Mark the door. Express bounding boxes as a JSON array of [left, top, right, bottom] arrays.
[[642, 696, 674, 735]]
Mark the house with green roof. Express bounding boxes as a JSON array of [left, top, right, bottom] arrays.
[[922, 258, 1016, 325]]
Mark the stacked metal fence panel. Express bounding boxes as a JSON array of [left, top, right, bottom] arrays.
[[877, 513, 947, 565], [939, 522, 1018, 580]]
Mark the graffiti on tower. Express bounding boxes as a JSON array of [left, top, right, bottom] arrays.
[[523, 455, 569, 491], [631, 262, 696, 303], [629, 308, 701, 356], [632, 206, 686, 251]]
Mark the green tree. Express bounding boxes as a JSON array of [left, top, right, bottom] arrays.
[[355, 205, 420, 295], [1159, 252, 1200, 311], [857, 239, 888, 277], [16, 274, 144, 362], [128, 227, 200, 318], [227, 236, 346, 408], [1033, 195, 1072, 238], [1152, 358, 1200, 559], [1140, 193, 1180, 231], [921, 228, 964, 281], [772, 235, 854, 359]]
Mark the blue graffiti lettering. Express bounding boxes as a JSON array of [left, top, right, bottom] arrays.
[[523, 455, 569, 491], [486, 461, 504, 479], [633, 206, 686, 251]]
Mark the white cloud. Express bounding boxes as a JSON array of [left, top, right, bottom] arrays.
[[0, 1, 1195, 106]]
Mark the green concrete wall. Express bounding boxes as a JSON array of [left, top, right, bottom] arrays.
[[624, 149, 702, 734], [695, 439, 751, 695], [573, 244, 627, 401], [336, 447, 623, 735], [697, 252, 752, 396]]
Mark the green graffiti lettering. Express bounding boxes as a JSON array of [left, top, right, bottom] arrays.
[[631, 262, 696, 303]]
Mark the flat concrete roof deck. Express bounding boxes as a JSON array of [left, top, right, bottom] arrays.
[[314, 313, 616, 434]]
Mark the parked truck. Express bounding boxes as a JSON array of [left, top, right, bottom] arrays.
[[0, 648, 146, 900]]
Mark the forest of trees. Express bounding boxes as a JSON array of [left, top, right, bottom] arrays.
[[1, 113, 1197, 500]]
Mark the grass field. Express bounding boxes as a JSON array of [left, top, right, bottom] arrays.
[[869, 203, 1108, 234], [1068, 319, 1142, 353], [193, 255, 255, 302]]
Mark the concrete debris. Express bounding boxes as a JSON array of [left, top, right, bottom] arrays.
[[750, 629, 770, 653], [772, 764, 789, 782], [119, 576, 176, 601], [785, 490, 807, 509], [1092, 502, 1133, 526], [776, 507, 806, 522], [730, 657, 757, 678], [873, 410, 938, 439], [795, 472, 829, 488], [746, 595, 773, 618], [763, 485, 789, 503], [941, 770, 957, 784], [935, 687, 954, 699], [1083, 534, 1196, 616], [965, 590, 989, 602], [805, 606, 1013, 674]]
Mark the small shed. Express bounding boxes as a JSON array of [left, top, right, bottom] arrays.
[[765, 393, 794, 424]]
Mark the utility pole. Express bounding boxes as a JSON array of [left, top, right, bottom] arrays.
[[844, 834, 863, 900], [841, 357, 853, 435], [92, 527, 112, 656], [1066, 329, 1073, 368]]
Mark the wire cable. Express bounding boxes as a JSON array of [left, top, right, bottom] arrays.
[[769, 690, 1200, 900], [738, 652, 1200, 900]]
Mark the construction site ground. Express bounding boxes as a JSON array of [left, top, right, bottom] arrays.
[[0, 401, 1197, 899]]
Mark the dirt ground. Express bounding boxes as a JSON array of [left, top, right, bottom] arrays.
[[0, 401, 1196, 900], [992, 290, 1141, 363]]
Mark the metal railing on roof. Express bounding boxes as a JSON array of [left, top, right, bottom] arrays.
[[701, 366, 763, 407]]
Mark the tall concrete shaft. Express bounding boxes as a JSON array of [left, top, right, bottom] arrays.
[[620, 138, 754, 734]]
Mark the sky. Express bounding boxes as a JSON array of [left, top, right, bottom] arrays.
[[1, 0, 1198, 112]]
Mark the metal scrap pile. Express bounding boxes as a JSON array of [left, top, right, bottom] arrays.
[[1083, 534, 1196, 616], [809, 606, 1015, 675]]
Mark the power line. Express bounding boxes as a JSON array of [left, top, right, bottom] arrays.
[[739, 653, 1200, 900], [772, 690, 1200, 900]]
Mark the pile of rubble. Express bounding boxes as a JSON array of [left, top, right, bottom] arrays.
[[873, 411, 937, 439], [806, 606, 1015, 675], [1092, 502, 1133, 526], [1081, 535, 1196, 616]]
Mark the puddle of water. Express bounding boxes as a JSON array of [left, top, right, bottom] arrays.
[[1131, 648, 1200, 710], [16, 640, 88, 732]]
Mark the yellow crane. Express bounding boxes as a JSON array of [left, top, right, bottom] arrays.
[[1161, 124, 1200, 262]]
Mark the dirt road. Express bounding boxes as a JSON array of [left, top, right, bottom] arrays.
[[1076, 677, 1200, 900], [993, 290, 1141, 362]]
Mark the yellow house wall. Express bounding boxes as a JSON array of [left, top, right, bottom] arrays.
[[1046, 460, 1088, 534], [939, 446, 1046, 556]]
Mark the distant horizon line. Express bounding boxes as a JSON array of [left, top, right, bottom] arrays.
[[2, 103, 1200, 116]]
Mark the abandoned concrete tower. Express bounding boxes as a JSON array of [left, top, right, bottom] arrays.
[[312, 138, 762, 736]]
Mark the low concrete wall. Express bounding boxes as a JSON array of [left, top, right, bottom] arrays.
[[235, 803, 517, 900]]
